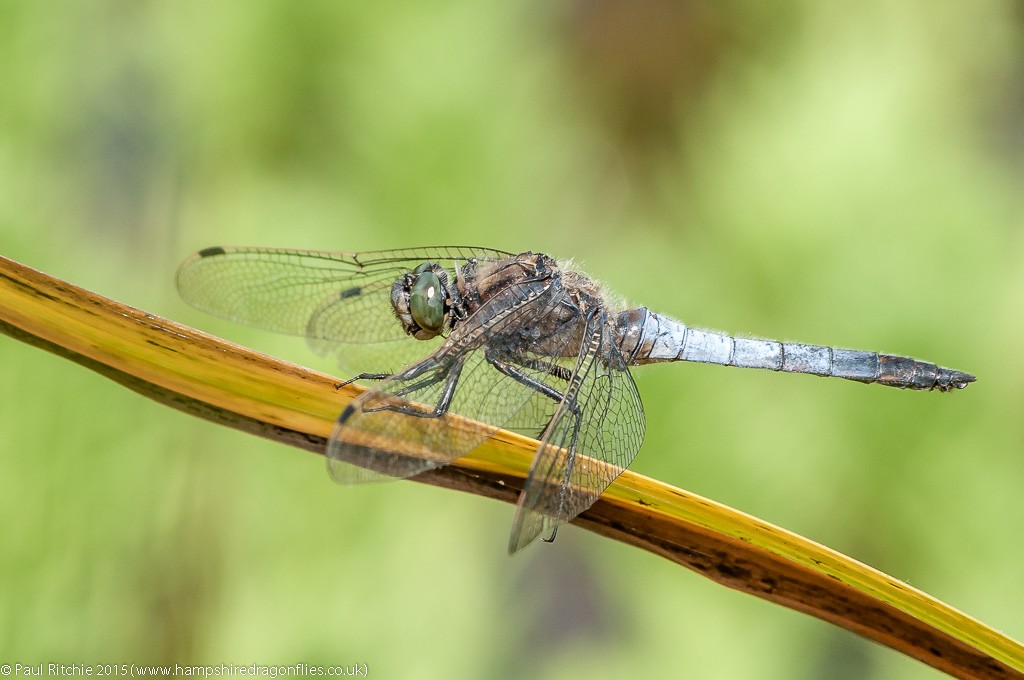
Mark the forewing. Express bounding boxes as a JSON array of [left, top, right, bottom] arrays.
[[508, 313, 645, 554], [175, 245, 513, 375], [327, 278, 580, 484]]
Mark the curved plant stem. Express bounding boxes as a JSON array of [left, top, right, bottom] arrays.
[[1, 254, 1021, 679]]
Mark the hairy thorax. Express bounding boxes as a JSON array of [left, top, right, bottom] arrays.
[[456, 252, 613, 360]]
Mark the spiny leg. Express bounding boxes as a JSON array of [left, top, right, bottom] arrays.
[[486, 351, 584, 545], [380, 358, 465, 419], [336, 356, 441, 390], [538, 309, 603, 543], [553, 399, 585, 536], [485, 352, 583, 439], [540, 404, 585, 544], [510, 355, 574, 382], [486, 353, 569, 404], [335, 372, 392, 390], [351, 358, 465, 419]]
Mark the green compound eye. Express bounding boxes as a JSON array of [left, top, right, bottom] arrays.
[[409, 270, 445, 337]]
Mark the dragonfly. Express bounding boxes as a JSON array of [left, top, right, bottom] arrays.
[[176, 246, 975, 553]]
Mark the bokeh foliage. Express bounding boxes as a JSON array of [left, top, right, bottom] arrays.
[[1, 2, 1022, 678]]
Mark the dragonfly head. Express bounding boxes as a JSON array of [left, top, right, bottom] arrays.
[[391, 262, 455, 340]]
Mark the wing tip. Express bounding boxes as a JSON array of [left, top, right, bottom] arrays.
[[507, 506, 552, 555]]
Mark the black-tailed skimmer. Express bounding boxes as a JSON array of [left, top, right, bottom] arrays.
[[176, 246, 975, 553]]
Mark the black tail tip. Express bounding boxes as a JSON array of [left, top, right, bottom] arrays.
[[941, 370, 976, 391]]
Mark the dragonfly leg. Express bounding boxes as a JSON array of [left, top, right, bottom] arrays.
[[339, 355, 441, 391], [486, 351, 586, 440], [335, 372, 392, 390], [365, 357, 465, 419], [510, 355, 573, 382], [554, 402, 584, 518], [485, 352, 569, 404], [550, 307, 601, 524]]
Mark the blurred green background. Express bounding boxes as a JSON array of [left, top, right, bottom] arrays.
[[1, 2, 1022, 678]]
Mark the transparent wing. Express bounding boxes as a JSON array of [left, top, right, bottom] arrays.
[[326, 279, 582, 484], [175, 245, 513, 375], [508, 311, 645, 554]]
